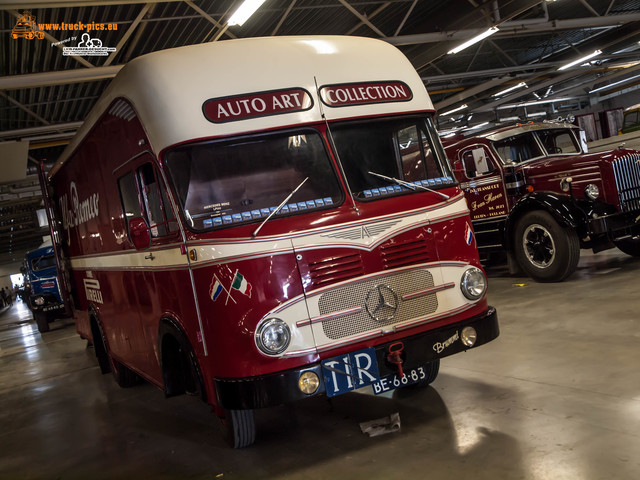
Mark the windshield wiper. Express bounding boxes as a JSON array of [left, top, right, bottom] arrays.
[[368, 171, 450, 200], [252, 177, 309, 238]]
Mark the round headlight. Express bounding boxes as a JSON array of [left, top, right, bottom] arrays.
[[256, 318, 291, 355], [33, 296, 45, 306], [584, 184, 600, 200], [460, 267, 487, 301]]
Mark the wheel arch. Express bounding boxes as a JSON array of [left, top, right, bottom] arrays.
[[88, 305, 111, 375], [505, 192, 587, 251], [158, 317, 207, 402]]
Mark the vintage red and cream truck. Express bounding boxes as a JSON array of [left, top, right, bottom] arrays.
[[42, 36, 499, 448], [444, 122, 640, 282]]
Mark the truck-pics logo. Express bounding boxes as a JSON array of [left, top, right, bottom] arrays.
[[11, 11, 44, 40], [60, 181, 100, 238]]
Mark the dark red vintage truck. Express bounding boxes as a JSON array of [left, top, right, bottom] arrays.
[[444, 122, 640, 282]]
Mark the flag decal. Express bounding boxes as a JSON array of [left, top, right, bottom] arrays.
[[231, 270, 252, 298]]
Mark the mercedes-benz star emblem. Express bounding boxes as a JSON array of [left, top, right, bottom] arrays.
[[365, 284, 399, 322]]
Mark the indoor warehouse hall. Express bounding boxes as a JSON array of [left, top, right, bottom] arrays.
[[1, 249, 638, 479]]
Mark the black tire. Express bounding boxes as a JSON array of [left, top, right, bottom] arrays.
[[110, 357, 141, 388], [91, 318, 140, 387], [34, 311, 50, 333], [224, 409, 256, 449], [514, 210, 580, 282], [409, 359, 440, 388], [614, 236, 640, 257]]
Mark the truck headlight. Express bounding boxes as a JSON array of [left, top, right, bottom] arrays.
[[256, 318, 291, 355], [460, 267, 487, 301], [584, 184, 600, 200], [33, 296, 45, 306]]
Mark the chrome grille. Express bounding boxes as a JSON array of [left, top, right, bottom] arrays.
[[612, 153, 640, 213], [318, 269, 437, 340]]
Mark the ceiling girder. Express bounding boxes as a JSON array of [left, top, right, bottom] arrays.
[[386, 13, 640, 46]]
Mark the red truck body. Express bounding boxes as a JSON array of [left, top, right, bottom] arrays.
[[44, 36, 499, 447]]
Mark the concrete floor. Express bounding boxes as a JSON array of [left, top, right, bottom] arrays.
[[1, 250, 639, 479]]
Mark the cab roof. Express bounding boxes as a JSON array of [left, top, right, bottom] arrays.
[[51, 36, 433, 178]]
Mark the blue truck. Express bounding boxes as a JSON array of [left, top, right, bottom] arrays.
[[23, 246, 66, 332]]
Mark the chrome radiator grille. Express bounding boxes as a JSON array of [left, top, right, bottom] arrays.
[[612, 153, 640, 213], [318, 269, 437, 340]]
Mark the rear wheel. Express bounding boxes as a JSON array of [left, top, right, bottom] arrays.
[[223, 409, 256, 449], [614, 236, 640, 257], [91, 318, 140, 387], [514, 210, 580, 282], [34, 311, 49, 333]]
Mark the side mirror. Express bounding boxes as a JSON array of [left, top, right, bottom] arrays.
[[129, 217, 150, 250]]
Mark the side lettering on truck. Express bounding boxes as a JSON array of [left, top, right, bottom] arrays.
[[319, 81, 412, 107], [203, 87, 313, 123]]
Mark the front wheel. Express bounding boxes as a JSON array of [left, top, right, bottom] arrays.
[[614, 236, 640, 257], [514, 210, 580, 282], [34, 311, 49, 333], [223, 409, 256, 449]]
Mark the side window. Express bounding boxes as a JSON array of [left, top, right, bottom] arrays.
[[118, 172, 141, 222], [461, 147, 495, 179], [398, 124, 443, 182], [117, 162, 177, 242], [137, 163, 177, 238]]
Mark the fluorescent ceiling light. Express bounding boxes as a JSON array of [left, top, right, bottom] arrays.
[[589, 74, 640, 93], [439, 104, 468, 116], [558, 50, 602, 71], [228, 0, 267, 26], [526, 112, 547, 117], [498, 116, 520, 122], [448, 27, 499, 55], [492, 82, 527, 97], [465, 122, 490, 130], [497, 97, 574, 109]]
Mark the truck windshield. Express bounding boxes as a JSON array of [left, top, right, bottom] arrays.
[[164, 129, 343, 231], [330, 115, 455, 200], [31, 254, 56, 272], [493, 129, 580, 164]]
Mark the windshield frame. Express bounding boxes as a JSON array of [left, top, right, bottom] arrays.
[[162, 127, 346, 233], [329, 114, 456, 202]]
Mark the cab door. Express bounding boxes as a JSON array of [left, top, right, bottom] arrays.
[[115, 152, 184, 377], [453, 145, 508, 221]]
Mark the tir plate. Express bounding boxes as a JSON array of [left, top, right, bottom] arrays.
[[321, 347, 380, 397]]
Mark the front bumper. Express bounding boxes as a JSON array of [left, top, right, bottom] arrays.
[[214, 306, 499, 410], [589, 209, 640, 240]]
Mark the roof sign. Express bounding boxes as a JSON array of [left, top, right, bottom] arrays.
[[203, 88, 313, 123], [319, 81, 412, 108]]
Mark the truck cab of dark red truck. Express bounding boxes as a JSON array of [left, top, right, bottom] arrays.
[[444, 122, 640, 282]]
